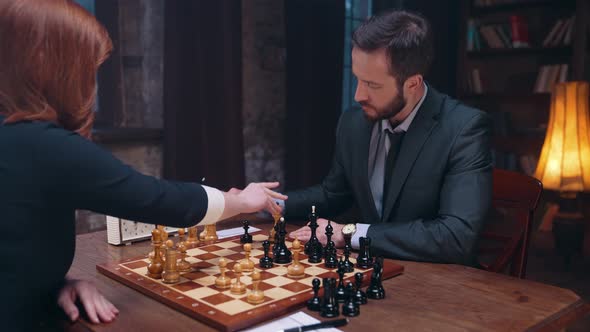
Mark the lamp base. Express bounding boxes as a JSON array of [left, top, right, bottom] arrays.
[[552, 213, 585, 268]]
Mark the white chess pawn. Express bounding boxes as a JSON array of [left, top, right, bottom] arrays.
[[247, 270, 265, 304]]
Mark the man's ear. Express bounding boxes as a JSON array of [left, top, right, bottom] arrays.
[[405, 75, 423, 91]]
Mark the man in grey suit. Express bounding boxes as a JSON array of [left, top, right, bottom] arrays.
[[288, 10, 492, 265]]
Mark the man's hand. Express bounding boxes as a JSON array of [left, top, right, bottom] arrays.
[[289, 218, 345, 248], [57, 279, 119, 324]]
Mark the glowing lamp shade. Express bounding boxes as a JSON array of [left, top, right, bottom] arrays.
[[535, 81, 590, 192]]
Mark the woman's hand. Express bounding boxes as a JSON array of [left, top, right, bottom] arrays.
[[57, 279, 119, 324], [237, 182, 287, 215]]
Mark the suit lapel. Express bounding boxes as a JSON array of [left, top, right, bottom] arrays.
[[357, 115, 381, 223], [382, 88, 443, 222]]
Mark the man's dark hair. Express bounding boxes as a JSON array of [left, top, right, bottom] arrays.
[[352, 10, 433, 85]]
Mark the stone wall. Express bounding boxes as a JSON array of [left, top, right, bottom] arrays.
[[241, 0, 287, 190], [77, 0, 288, 233], [76, 0, 164, 234]]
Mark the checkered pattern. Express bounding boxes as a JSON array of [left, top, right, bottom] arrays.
[[118, 234, 370, 316]]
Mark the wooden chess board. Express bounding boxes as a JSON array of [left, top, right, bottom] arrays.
[[96, 232, 404, 332]]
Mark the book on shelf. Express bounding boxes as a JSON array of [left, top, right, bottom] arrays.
[[542, 16, 574, 47], [510, 15, 530, 48], [533, 64, 568, 93], [466, 68, 484, 94]]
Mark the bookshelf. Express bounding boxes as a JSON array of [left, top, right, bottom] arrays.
[[456, 0, 589, 175]]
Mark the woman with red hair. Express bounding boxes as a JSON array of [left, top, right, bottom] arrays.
[[0, 0, 285, 329]]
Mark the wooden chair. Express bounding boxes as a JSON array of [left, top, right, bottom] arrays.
[[477, 168, 543, 278]]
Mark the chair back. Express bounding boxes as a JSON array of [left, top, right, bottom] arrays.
[[478, 168, 543, 278]]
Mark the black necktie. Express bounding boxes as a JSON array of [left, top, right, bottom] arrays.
[[383, 131, 404, 210]]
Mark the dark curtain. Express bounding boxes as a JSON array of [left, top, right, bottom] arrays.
[[284, 0, 345, 190], [163, 1, 245, 189]]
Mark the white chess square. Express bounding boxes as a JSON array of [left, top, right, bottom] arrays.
[[186, 248, 208, 256], [252, 234, 268, 242], [194, 275, 217, 287], [302, 266, 326, 276], [215, 299, 255, 315], [184, 286, 218, 300], [266, 266, 288, 276], [211, 248, 238, 257], [215, 241, 242, 249], [264, 287, 294, 300], [264, 275, 293, 287]]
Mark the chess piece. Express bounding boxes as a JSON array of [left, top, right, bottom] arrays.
[[366, 257, 385, 300], [246, 270, 265, 304], [215, 258, 232, 289], [158, 225, 169, 243], [186, 226, 200, 246], [336, 259, 347, 303], [320, 278, 339, 318], [342, 282, 360, 317], [259, 240, 274, 268], [162, 240, 180, 284], [199, 225, 208, 241], [342, 243, 355, 273], [241, 220, 253, 243], [231, 263, 247, 295], [147, 228, 164, 279], [287, 238, 305, 279], [273, 217, 292, 264], [354, 272, 368, 305], [306, 278, 322, 311], [177, 241, 191, 272], [356, 237, 373, 269], [204, 224, 218, 243], [240, 243, 255, 272], [269, 210, 280, 244], [178, 227, 186, 242], [323, 220, 338, 268], [304, 206, 323, 263]]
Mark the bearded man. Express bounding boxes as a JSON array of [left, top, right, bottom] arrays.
[[285, 10, 493, 265]]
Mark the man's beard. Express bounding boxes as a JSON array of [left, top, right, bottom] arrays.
[[361, 90, 407, 122]]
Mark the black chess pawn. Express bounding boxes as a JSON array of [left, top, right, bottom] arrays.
[[240, 220, 253, 244], [356, 237, 374, 269], [273, 218, 292, 264], [354, 272, 368, 305], [342, 243, 354, 273], [336, 259, 347, 303], [342, 282, 360, 317], [306, 278, 322, 311], [320, 278, 339, 318], [366, 257, 385, 300], [259, 240, 274, 268], [324, 245, 337, 268]]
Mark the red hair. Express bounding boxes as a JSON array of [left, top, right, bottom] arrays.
[[0, 0, 112, 138]]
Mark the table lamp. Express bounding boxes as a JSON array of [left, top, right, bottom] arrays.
[[534, 81, 590, 266]]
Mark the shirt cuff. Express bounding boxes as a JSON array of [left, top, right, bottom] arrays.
[[197, 185, 225, 225], [351, 223, 371, 250]]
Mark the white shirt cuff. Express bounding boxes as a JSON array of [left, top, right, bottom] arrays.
[[197, 185, 225, 225], [351, 223, 371, 250]]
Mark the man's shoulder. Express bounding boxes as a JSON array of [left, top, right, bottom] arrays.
[[435, 90, 489, 127]]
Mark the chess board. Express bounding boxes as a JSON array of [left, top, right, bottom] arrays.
[[96, 232, 404, 332]]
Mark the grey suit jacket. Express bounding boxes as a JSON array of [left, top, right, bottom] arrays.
[[285, 87, 493, 265]]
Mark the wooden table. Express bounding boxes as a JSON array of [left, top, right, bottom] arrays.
[[63, 221, 589, 332]]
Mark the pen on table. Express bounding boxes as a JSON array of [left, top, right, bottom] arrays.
[[280, 318, 349, 332]]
